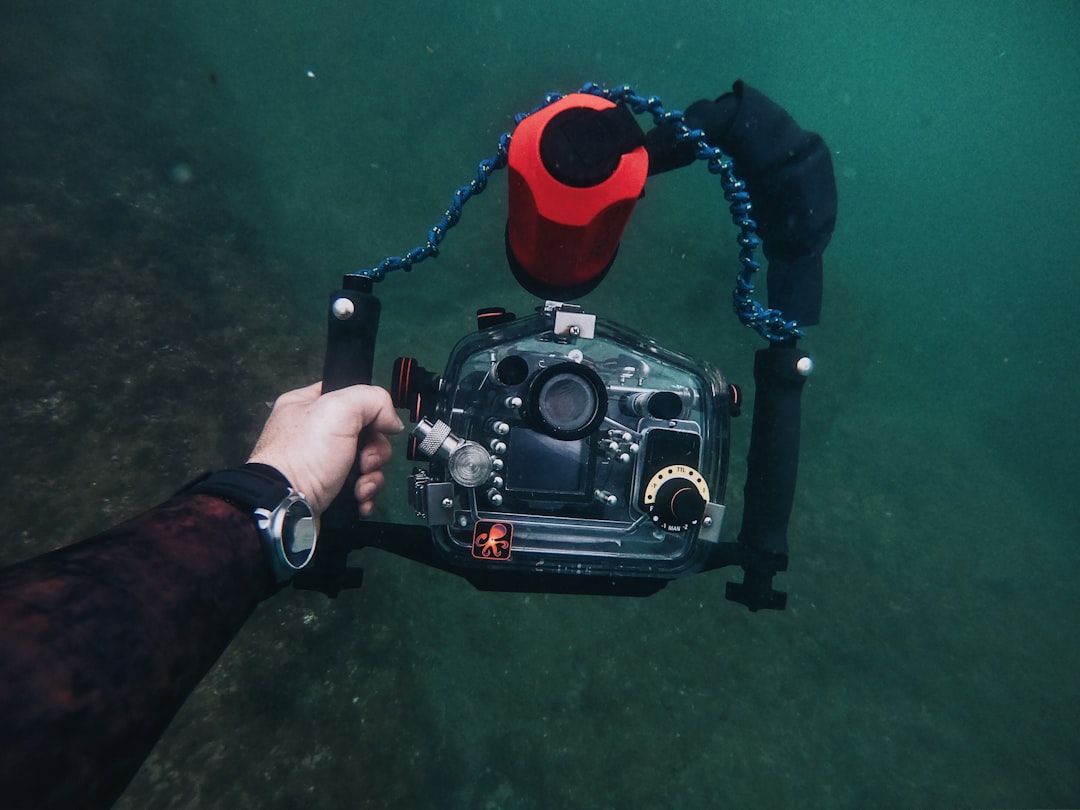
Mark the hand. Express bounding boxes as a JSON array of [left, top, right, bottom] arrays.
[[247, 382, 404, 516]]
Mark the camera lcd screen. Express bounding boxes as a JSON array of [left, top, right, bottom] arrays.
[[505, 427, 589, 496]]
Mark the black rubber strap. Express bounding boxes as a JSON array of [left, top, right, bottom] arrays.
[[184, 464, 291, 512]]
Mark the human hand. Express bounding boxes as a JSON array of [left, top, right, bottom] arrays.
[[247, 382, 404, 516]]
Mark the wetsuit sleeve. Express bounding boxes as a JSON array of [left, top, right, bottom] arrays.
[[0, 494, 271, 810]]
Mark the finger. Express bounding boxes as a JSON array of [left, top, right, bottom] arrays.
[[357, 432, 393, 474], [323, 385, 405, 437], [354, 470, 386, 512]]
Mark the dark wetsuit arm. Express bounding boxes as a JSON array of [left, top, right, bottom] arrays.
[[0, 494, 271, 810]]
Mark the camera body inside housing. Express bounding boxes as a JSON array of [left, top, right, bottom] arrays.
[[397, 301, 734, 580]]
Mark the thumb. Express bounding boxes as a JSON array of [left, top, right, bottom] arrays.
[[323, 385, 405, 437]]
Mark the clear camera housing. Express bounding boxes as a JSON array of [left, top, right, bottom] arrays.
[[405, 302, 733, 580]]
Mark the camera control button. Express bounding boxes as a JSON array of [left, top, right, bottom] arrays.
[[448, 443, 494, 488], [643, 465, 710, 532], [412, 419, 495, 488], [414, 419, 453, 458]]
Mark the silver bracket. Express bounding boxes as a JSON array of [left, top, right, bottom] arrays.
[[545, 300, 596, 339], [698, 502, 726, 543], [407, 470, 456, 526]]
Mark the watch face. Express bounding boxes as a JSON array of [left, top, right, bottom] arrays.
[[282, 499, 317, 568]]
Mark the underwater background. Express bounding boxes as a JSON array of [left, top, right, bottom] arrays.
[[2, 0, 1077, 807]]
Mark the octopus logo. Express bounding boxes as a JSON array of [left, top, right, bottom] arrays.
[[472, 521, 513, 560]]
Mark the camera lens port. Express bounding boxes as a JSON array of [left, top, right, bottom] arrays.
[[527, 362, 607, 440]]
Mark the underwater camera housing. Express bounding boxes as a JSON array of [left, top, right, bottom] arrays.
[[392, 301, 735, 580], [311, 82, 834, 608]]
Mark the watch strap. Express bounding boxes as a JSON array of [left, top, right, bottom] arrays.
[[185, 464, 292, 511], [182, 464, 316, 583]]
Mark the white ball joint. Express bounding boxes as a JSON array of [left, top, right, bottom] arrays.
[[796, 355, 814, 376], [331, 297, 355, 320]]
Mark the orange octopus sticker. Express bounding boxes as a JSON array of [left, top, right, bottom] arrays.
[[472, 521, 513, 561]]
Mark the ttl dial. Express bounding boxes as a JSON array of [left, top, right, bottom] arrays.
[[642, 465, 709, 532]]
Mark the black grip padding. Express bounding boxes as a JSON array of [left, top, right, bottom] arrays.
[[322, 286, 381, 392], [738, 345, 807, 559], [320, 284, 381, 534]]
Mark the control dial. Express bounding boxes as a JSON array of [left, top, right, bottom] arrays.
[[643, 465, 709, 532]]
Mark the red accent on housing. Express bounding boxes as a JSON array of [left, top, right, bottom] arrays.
[[506, 94, 648, 295], [472, 520, 513, 560], [391, 357, 413, 408]]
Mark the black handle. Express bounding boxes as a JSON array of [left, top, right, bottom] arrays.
[[293, 277, 381, 598], [320, 276, 381, 532], [322, 276, 380, 394], [726, 345, 808, 611]]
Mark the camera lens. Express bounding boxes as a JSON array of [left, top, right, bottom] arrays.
[[528, 363, 607, 440], [541, 375, 592, 426]]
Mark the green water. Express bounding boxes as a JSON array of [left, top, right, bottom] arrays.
[[2, 1, 1077, 807]]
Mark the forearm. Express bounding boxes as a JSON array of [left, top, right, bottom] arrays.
[[0, 494, 270, 809]]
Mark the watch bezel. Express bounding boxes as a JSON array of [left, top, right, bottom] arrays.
[[256, 491, 318, 580]]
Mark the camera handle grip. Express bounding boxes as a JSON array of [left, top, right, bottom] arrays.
[[319, 277, 381, 531], [727, 345, 808, 611], [292, 277, 381, 598]]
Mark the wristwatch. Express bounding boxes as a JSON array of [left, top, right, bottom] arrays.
[[185, 463, 318, 582]]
